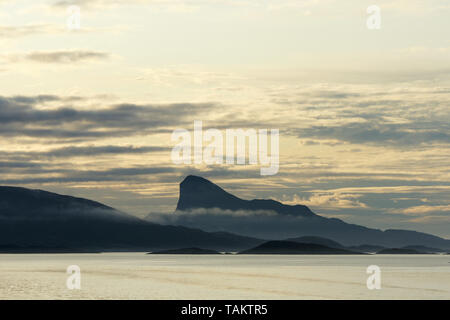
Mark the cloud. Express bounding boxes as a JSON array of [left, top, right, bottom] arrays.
[[0, 161, 42, 168], [279, 192, 368, 210], [147, 208, 322, 239], [391, 205, 450, 216], [294, 122, 450, 146], [0, 166, 178, 184], [0, 24, 61, 38], [8, 95, 84, 104], [139, 66, 246, 86], [51, 0, 260, 10], [268, 85, 450, 148], [41, 145, 170, 157], [174, 208, 277, 218], [9, 95, 65, 104], [0, 95, 216, 139], [0, 163, 268, 185], [0, 145, 170, 159], [4, 50, 110, 64], [409, 216, 450, 223]]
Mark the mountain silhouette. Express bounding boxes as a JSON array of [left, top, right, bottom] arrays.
[[149, 247, 220, 254], [400, 245, 445, 253], [239, 240, 360, 254], [377, 248, 425, 254], [0, 186, 261, 252], [177, 175, 315, 217], [347, 244, 386, 253], [174, 176, 450, 249], [286, 236, 346, 249], [1, 176, 449, 252]]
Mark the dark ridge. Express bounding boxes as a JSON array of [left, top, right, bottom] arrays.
[[348, 244, 386, 253], [0, 244, 101, 254], [174, 176, 450, 250], [0, 185, 263, 251], [239, 240, 362, 255], [286, 236, 345, 248], [1, 176, 450, 252], [377, 248, 426, 254], [401, 245, 445, 253], [0, 186, 120, 218], [148, 247, 220, 254], [176, 175, 316, 217]]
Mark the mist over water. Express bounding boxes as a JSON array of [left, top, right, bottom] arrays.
[[0, 253, 448, 300]]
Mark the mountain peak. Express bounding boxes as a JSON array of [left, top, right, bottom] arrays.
[[176, 175, 317, 217], [176, 176, 241, 211], [181, 175, 216, 188]]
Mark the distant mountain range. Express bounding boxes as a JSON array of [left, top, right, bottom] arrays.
[[173, 176, 450, 250], [0, 175, 449, 252], [376, 248, 425, 254], [286, 236, 346, 249], [0, 186, 261, 252], [148, 242, 445, 255], [239, 240, 360, 255], [284, 236, 445, 254], [149, 247, 221, 254]]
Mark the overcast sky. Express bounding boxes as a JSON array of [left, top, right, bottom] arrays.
[[0, 0, 449, 237]]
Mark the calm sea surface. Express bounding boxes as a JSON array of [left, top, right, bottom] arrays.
[[0, 253, 449, 299]]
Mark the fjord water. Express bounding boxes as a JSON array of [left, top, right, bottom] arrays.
[[0, 253, 448, 299]]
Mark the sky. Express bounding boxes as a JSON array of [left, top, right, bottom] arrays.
[[0, 0, 449, 237]]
